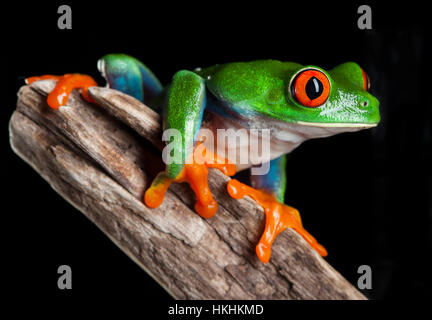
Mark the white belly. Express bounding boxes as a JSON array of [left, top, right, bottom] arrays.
[[199, 113, 303, 171], [199, 112, 370, 172]]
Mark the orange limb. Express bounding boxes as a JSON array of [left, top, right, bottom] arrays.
[[26, 74, 98, 109], [227, 179, 327, 263], [144, 173, 174, 209], [144, 143, 236, 219]]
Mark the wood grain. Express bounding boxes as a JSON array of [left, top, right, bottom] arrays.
[[9, 80, 366, 300]]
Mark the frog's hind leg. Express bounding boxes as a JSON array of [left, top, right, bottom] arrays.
[[26, 74, 98, 109], [26, 54, 163, 110], [97, 54, 163, 107], [227, 155, 327, 263]]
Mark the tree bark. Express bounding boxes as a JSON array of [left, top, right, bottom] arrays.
[[9, 80, 366, 300]]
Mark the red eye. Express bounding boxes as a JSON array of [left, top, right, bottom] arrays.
[[290, 69, 330, 108], [361, 68, 370, 91]]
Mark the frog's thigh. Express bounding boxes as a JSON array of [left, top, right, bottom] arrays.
[[250, 155, 287, 203], [97, 53, 162, 104]]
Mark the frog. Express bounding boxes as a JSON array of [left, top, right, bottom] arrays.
[[27, 54, 380, 263]]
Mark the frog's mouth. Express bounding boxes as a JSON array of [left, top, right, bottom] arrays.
[[295, 121, 377, 128], [271, 120, 377, 142]]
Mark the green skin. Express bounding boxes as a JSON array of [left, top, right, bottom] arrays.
[[197, 60, 379, 124], [162, 60, 379, 189], [99, 55, 380, 202]]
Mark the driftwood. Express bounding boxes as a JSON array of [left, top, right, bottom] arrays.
[[9, 80, 366, 300]]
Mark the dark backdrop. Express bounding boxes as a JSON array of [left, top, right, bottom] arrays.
[[2, 0, 430, 310]]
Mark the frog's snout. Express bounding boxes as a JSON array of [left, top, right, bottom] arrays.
[[361, 93, 380, 124]]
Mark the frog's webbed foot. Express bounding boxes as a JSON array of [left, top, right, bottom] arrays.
[[227, 179, 327, 263], [26, 74, 98, 109], [145, 144, 236, 218]]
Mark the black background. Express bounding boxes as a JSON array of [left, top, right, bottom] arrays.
[[2, 0, 430, 313]]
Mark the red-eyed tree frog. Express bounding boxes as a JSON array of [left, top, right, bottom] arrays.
[[27, 54, 380, 263]]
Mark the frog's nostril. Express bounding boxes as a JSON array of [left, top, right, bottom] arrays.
[[360, 100, 369, 108]]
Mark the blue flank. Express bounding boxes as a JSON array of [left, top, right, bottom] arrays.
[[108, 72, 144, 102], [137, 63, 163, 105], [193, 93, 206, 141], [250, 155, 287, 203]]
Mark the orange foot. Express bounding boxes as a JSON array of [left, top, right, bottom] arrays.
[[145, 143, 236, 218], [227, 179, 327, 263], [26, 74, 98, 109]]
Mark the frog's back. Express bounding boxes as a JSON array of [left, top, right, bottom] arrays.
[[195, 60, 301, 104]]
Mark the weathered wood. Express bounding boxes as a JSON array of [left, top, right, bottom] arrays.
[[9, 80, 366, 300]]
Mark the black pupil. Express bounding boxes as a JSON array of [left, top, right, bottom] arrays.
[[305, 77, 323, 100]]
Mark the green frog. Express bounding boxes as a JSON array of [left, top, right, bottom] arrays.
[[27, 54, 380, 263]]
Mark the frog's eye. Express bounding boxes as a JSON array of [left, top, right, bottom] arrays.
[[290, 69, 330, 108], [361, 68, 370, 91]]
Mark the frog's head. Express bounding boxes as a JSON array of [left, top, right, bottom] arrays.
[[280, 62, 380, 129], [251, 62, 379, 142]]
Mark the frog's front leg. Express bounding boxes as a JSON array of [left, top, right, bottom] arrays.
[[227, 155, 327, 263], [144, 70, 235, 218]]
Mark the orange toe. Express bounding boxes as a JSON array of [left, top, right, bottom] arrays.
[[144, 179, 172, 208], [26, 73, 97, 109], [181, 161, 218, 218], [144, 143, 235, 219], [227, 179, 327, 263]]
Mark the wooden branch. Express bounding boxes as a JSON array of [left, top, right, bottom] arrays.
[[9, 80, 366, 300]]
